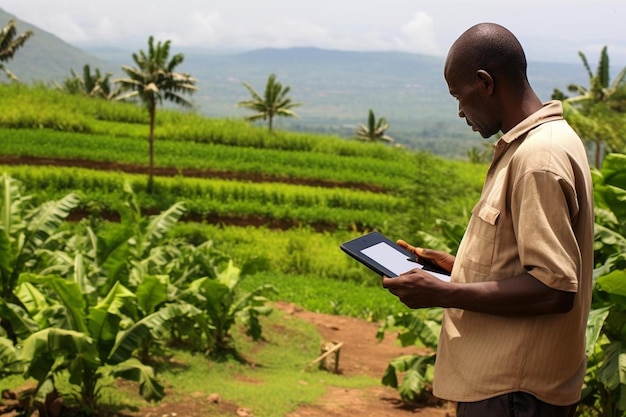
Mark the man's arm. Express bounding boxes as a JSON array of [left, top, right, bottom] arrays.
[[382, 271, 574, 316]]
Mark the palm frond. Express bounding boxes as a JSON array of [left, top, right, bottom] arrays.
[[0, 20, 33, 63], [238, 73, 301, 131]]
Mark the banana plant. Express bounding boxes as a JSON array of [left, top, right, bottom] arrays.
[[94, 181, 187, 293], [378, 308, 442, 403], [16, 274, 200, 413], [180, 260, 277, 359], [0, 174, 79, 343], [576, 153, 626, 417], [0, 177, 196, 411], [0, 335, 22, 377]]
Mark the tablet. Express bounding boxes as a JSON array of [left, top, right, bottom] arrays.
[[340, 231, 451, 281]]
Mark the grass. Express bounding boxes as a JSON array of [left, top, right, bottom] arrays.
[[155, 312, 370, 417], [240, 272, 411, 321], [0, 84, 484, 415], [0, 128, 413, 191], [0, 309, 378, 417]]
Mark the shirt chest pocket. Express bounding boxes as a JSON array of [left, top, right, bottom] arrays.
[[459, 202, 500, 275]]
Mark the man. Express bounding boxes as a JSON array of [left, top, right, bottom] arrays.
[[382, 23, 594, 417]]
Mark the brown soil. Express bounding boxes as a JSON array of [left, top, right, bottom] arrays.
[[0, 157, 452, 416], [126, 302, 454, 417], [2, 154, 376, 232], [0, 303, 453, 417], [0, 155, 386, 193]]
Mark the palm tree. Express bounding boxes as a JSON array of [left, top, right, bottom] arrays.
[[115, 36, 196, 192], [56, 64, 120, 99], [237, 73, 301, 132], [553, 46, 626, 167], [355, 109, 394, 143], [0, 19, 34, 82]]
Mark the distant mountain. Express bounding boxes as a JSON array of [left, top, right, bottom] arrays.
[[83, 46, 589, 155], [0, 8, 116, 83], [1, 8, 587, 156]]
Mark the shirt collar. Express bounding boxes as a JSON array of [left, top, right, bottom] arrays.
[[498, 100, 564, 145]]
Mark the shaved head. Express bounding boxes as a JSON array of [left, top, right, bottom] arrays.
[[443, 23, 541, 137], [446, 23, 528, 85]]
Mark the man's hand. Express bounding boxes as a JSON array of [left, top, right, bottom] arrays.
[[382, 269, 450, 309], [396, 239, 455, 273], [383, 270, 575, 315]]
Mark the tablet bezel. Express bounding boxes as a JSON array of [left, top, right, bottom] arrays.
[[340, 231, 451, 280]]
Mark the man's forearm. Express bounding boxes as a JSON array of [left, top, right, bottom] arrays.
[[439, 272, 575, 316]]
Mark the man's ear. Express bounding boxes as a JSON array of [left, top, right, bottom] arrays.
[[476, 69, 495, 94]]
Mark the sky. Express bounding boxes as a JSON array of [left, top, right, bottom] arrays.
[[3, 0, 626, 65]]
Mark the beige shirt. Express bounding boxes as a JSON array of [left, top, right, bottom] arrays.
[[432, 101, 594, 405]]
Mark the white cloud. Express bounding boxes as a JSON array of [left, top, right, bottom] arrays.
[[156, 11, 222, 47], [89, 17, 119, 44], [4, 0, 626, 63], [396, 12, 441, 55], [38, 13, 89, 43]]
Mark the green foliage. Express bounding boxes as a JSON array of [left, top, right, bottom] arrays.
[[0, 81, 488, 413], [0, 128, 415, 192], [16, 277, 167, 413], [238, 73, 301, 132], [2, 165, 405, 231], [0, 177, 279, 413], [180, 261, 277, 358], [378, 308, 442, 403], [55, 64, 120, 100], [115, 35, 197, 192], [593, 153, 626, 275], [0, 19, 34, 81], [0, 82, 454, 158], [398, 153, 484, 239], [554, 47, 626, 168], [354, 109, 394, 143], [0, 174, 79, 346], [577, 154, 626, 417], [0, 336, 21, 376]]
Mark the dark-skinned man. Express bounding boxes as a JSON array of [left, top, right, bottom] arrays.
[[383, 23, 593, 417]]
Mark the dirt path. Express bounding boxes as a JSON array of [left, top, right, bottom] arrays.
[[0, 303, 453, 417], [133, 302, 454, 417], [277, 302, 454, 417]]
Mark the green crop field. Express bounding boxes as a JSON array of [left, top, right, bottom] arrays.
[[0, 82, 489, 415]]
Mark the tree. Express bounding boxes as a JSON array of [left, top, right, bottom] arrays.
[[115, 36, 197, 192], [237, 73, 301, 132], [0, 19, 33, 82], [354, 109, 394, 143], [55, 64, 119, 99], [552, 46, 626, 168]]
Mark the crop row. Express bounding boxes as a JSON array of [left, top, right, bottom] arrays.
[[1, 165, 405, 230], [0, 83, 414, 159], [0, 127, 418, 192]]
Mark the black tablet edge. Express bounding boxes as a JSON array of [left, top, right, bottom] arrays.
[[340, 231, 451, 277], [339, 243, 398, 277]]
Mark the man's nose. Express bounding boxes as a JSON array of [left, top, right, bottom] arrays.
[[458, 106, 465, 118]]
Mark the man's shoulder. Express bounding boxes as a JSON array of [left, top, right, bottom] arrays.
[[523, 118, 583, 152], [512, 120, 589, 178]]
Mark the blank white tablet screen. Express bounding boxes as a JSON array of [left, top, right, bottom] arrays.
[[361, 242, 415, 276], [361, 242, 451, 281]]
